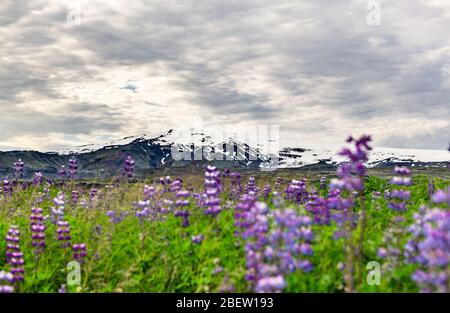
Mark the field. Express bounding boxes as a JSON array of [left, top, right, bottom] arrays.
[[0, 137, 449, 293]]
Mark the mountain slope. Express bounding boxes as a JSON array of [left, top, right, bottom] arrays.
[[0, 130, 448, 178]]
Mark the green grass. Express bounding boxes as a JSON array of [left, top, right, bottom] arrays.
[[0, 173, 448, 293]]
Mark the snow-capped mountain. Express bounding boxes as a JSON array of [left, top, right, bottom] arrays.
[[0, 130, 448, 178]]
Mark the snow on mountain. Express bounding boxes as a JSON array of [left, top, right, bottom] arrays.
[[50, 130, 449, 169]]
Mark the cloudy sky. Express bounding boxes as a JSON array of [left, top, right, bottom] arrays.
[[0, 0, 449, 151]]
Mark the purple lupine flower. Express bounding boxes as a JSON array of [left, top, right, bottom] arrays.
[[56, 220, 71, 248], [51, 192, 66, 221], [123, 155, 135, 178], [432, 187, 450, 206], [191, 235, 204, 244], [2, 177, 12, 197], [0, 271, 14, 293], [172, 187, 191, 226], [234, 194, 258, 237], [30, 207, 46, 255], [57, 166, 67, 181], [222, 168, 231, 178], [306, 193, 331, 225], [230, 172, 243, 198], [428, 180, 435, 199], [285, 179, 308, 204], [241, 201, 270, 291], [51, 193, 71, 248], [72, 243, 87, 263], [135, 200, 154, 221], [245, 176, 259, 194], [406, 208, 450, 292], [386, 166, 412, 212], [143, 185, 156, 200], [174, 209, 190, 227], [328, 135, 372, 292], [88, 188, 98, 203], [255, 276, 286, 293], [159, 176, 171, 190], [204, 165, 222, 217], [13, 159, 24, 179], [33, 172, 43, 186], [271, 191, 284, 208], [170, 178, 183, 193], [319, 176, 327, 190], [71, 190, 79, 204], [68, 159, 78, 179], [267, 210, 314, 277], [274, 177, 283, 191], [106, 210, 129, 224], [262, 185, 272, 199], [377, 214, 407, 274], [58, 284, 67, 293], [5, 226, 24, 282]]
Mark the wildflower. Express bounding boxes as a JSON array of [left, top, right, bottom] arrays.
[[123, 156, 135, 178], [5, 226, 24, 282], [245, 177, 259, 194], [191, 235, 204, 244], [268, 209, 314, 275], [89, 188, 98, 203], [2, 177, 12, 197], [241, 201, 270, 290], [143, 185, 156, 200], [174, 210, 190, 227], [0, 271, 14, 293], [170, 178, 183, 193], [386, 166, 412, 212], [72, 243, 87, 263], [58, 284, 67, 293], [274, 177, 283, 191], [204, 165, 222, 217], [51, 192, 66, 221], [106, 210, 129, 224], [58, 166, 67, 181], [57, 221, 71, 248], [222, 168, 231, 178], [234, 194, 258, 236], [33, 172, 43, 186], [319, 176, 327, 190], [68, 159, 78, 179], [230, 172, 242, 198], [51, 193, 71, 248], [285, 179, 308, 204], [255, 275, 286, 293], [30, 207, 46, 255], [13, 159, 24, 179], [71, 190, 79, 204], [428, 180, 435, 199], [306, 193, 331, 225], [432, 187, 450, 206], [262, 185, 272, 198], [406, 208, 450, 292], [330, 135, 372, 292]]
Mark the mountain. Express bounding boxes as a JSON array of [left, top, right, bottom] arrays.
[[0, 130, 448, 178]]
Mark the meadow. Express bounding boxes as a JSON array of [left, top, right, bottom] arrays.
[[0, 135, 449, 293]]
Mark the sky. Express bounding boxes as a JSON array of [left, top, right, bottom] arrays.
[[0, 0, 449, 152]]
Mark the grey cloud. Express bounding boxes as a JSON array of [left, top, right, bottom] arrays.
[[381, 125, 450, 150], [0, 102, 124, 139], [0, 0, 449, 150]]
